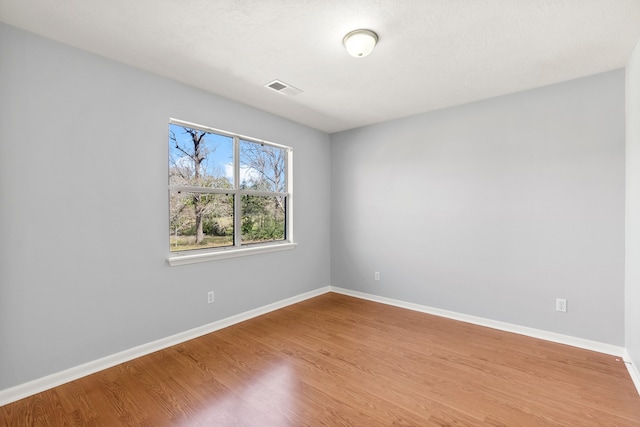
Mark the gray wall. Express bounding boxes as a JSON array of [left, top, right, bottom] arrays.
[[331, 70, 626, 345], [626, 40, 640, 368], [0, 23, 331, 390]]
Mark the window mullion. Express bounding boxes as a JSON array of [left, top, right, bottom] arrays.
[[233, 136, 242, 248], [239, 189, 288, 198], [169, 185, 235, 195]]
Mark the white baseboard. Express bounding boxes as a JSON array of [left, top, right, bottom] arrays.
[[623, 349, 640, 396], [330, 287, 627, 357], [3, 285, 638, 406], [0, 286, 331, 407]]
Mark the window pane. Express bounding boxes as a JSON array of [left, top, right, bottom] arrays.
[[170, 191, 234, 251], [169, 124, 234, 189], [241, 195, 286, 244], [239, 140, 286, 192]]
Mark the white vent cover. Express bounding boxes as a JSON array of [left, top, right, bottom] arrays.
[[265, 80, 302, 96]]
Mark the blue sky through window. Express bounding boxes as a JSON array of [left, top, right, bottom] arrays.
[[169, 123, 234, 187], [169, 123, 286, 191]]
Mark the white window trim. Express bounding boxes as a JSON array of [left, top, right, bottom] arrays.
[[167, 242, 297, 266], [167, 118, 294, 266]]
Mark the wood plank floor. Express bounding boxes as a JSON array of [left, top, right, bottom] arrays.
[[2, 292, 639, 426]]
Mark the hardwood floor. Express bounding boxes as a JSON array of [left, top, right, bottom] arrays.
[[2, 292, 639, 426]]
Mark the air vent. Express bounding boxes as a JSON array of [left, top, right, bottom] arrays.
[[265, 80, 303, 96]]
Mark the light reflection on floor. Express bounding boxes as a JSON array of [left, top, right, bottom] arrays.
[[184, 361, 299, 426]]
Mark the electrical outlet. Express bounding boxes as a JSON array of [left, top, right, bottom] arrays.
[[556, 298, 567, 313], [374, 272, 380, 281], [207, 291, 215, 304]]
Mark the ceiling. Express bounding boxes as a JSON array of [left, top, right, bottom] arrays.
[[2, 1, 640, 133]]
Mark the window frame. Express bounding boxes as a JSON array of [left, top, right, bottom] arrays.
[[167, 118, 295, 266]]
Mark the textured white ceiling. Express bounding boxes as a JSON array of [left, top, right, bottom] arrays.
[[1, 0, 640, 133]]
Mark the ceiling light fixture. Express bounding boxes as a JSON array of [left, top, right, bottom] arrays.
[[343, 29, 378, 58]]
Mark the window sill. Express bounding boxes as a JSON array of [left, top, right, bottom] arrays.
[[167, 242, 297, 266]]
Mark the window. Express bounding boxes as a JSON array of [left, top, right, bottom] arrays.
[[168, 119, 294, 265]]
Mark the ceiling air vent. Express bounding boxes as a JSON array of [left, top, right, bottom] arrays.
[[265, 80, 302, 96]]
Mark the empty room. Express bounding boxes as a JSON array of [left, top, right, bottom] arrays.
[[1, 1, 640, 425]]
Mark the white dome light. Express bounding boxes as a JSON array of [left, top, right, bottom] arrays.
[[343, 29, 378, 58]]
